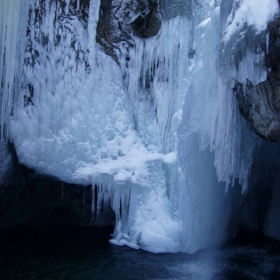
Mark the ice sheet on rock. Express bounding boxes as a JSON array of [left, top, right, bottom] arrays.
[[219, 1, 272, 90], [220, 10, 269, 86]]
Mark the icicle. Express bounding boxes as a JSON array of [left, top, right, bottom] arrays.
[[0, 0, 26, 143], [88, 0, 101, 66], [65, 0, 70, 14]]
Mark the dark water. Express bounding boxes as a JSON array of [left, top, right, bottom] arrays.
[[0, 227, 279, 280]]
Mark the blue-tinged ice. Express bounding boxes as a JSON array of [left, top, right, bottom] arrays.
[[0, 0, 29, 142]]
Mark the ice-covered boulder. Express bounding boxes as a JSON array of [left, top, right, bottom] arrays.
[[234, 16, 280, 142], [220, 0, 280, 142], [96, 0, 161, 62]]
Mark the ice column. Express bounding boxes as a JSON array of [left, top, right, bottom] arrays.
[[176, 0, 256, 253]]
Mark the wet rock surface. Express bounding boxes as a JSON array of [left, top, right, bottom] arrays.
[[238, 141, 280, 237]]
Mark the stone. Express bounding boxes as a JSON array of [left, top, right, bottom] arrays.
[[131, 1, 161, 38], [96, 0, 162, 63]]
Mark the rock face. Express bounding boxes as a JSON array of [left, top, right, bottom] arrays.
[[96, 0, 161, 63], [238, 140, 280, 241], [234, 16, 280, 142], [235, 75, 280, 142]]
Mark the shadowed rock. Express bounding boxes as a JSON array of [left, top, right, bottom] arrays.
[[234, 15, 280, 142], [96, 0, 162, 63]]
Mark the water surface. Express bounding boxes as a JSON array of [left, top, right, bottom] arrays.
[[0, 227, 279, 280]]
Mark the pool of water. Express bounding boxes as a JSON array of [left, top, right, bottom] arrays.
[[0, 227, 279, 280]]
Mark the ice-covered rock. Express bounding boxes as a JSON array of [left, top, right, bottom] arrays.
[[96, 0, 161, 62], [220, 0, 280, 142]]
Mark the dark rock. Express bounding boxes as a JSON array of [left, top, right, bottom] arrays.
[[234, 75, 280, 142], [267, 16, 280, 75], [96, 0, 162, 63], [234, 15, 280, 143], [131, 1, 161, 38], [0, 143, 115, 231], [238, 140, 280, 240]]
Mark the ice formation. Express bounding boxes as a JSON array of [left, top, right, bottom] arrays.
[[0, 0, 29, 141], [0, 0, 279, 253]]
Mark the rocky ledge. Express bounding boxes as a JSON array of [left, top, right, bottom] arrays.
[[0, 143, 114, 231], [235, 16, 280, 143]]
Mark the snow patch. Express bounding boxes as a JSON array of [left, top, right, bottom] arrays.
[[223, 0, 279, 42]]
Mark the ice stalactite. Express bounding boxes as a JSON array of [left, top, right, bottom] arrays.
[[88, 0, 101, 66], [176, 0, 257, 253]]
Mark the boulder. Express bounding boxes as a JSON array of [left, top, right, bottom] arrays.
[[96, 0, 161, 63]]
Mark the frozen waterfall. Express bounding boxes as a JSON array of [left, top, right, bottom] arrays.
[[0, 0, 279, 253]]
